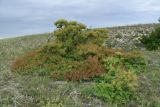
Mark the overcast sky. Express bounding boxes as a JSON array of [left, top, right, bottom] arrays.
[[0, 0, 160, 38]]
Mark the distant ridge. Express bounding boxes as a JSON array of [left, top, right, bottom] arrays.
[[107, 23, 160, 29]]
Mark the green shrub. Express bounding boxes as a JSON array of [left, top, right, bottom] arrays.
[[140, 27, 160, 50], [81, 52, 146, 105], [82, 70, 137, 106]]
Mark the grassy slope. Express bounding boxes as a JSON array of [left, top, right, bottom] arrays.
[[0, 33, 49, 107], [0, 24, 160, 107]]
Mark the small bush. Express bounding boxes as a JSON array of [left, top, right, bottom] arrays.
[[140, 27, 160, 50], [81, 51, 146, 105], [83, 75, 137, 105]]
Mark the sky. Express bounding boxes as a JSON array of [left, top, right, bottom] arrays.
[[0, 0, 160, 38]]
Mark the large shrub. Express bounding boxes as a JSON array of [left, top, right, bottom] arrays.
[[140, 27, 160, 50], [11, 19, 147, 106]]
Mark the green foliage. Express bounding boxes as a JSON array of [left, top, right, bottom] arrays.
[[42, 42, 66, 56], [54, 19, 87, 54], [81, 52, 146, 105], [123, 56, 147, 74], [53, 19, 108, 54], [85, 28, 108, 45], [140, 27, 160, 50], [82, 80, 136, 105]]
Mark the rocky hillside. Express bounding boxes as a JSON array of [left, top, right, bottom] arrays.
[[105, 23, 160, 50], [108, 23, 160, 37]]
